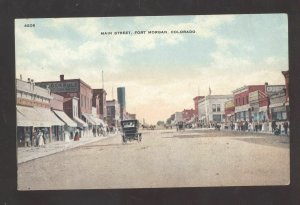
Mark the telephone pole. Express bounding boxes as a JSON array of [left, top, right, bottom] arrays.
[[102, 70, 104, 89]]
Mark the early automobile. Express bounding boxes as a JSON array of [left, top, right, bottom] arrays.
[[120, 120, 142, 143], [176, 121, 185, 132]]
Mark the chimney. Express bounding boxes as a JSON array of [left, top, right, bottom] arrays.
[[20, 74, 22, 80], [60, 75, 64, 81], [27, 78, 31, 83]]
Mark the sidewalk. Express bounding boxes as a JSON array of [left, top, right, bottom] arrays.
[[18, 133, 119, 164]]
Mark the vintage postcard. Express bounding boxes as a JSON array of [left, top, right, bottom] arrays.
[[15, 14, 289, 190]]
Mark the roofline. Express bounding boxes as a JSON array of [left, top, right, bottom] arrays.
[[36, 78, 92, 89]]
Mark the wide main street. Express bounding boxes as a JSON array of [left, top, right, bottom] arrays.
[[18, 129, 290, 190]]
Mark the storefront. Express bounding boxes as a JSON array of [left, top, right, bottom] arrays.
[[271, 106, 288, 121], [235, 104, 250, 122], [269, 91, 288, 121], [82, 113, 105, 136], [53, 110, 77, 141], [17, 105, 53, 147], [72, 116, 88, 138], [34, 107, 65, 143]]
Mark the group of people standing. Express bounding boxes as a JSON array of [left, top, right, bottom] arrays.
[[92, 126, 112, 137], [225, 120, 289, 135], [24, 128, 47, 147]]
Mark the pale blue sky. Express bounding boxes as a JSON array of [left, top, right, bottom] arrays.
[[15, 14, 288, 123]]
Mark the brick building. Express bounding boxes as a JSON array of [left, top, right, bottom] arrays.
[[193, 96, 205, 119], [36, 75, 93, 118], [50, 93, 78, 141], [182, 108, 196, 122], [92, 89, 107, 121], [106, 99, 121, 127], [233, 85, 266, 122]]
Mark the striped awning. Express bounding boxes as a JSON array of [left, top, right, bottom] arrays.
[[53, 110, 77, 127], [17, 105, 59, 127]]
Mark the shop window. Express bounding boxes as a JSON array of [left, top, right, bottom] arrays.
[[213, 114, 221, 122], [212, 104, 216, 112], [216, 104, 221, 112]]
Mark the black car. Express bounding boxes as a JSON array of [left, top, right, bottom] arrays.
[[120, 120, 142, 143]]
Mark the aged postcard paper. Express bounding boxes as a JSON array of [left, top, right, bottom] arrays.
[[15, 14, 289, 190]]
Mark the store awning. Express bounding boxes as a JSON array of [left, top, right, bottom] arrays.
[[91, 115, 105, 126], [34, 107, 64, 126], [82, 113, 104, 126], [53, 110, 77, 127], [73, 116, 88, 127], [73, 117, 88, 127], [17, 109, 35, 127], [16, 105, 51, 127], [82, 113, 97, 125]]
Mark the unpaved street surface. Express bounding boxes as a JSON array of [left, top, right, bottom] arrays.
[[18, 129, 290, 190]]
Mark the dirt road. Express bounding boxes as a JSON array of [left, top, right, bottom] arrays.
[[18, 129, 290, 190]]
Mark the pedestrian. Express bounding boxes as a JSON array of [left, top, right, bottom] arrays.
[[97, 127, 100, 136], [92, 127, 96, 137], [283, 121, 289, 135], [248, 121, 252, 132], [74, 130, 80, 141], [24, 132, 31, 147], [38, 130, 45, 147], [271, 120, 277, 133], [244, 121, 248, 132]]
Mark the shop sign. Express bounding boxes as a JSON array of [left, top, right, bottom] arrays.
[[272, 106, 286, 113], [270, 95, 286, 105], [266, 85, 285, 96], [225, 100, 234, 109], [37, 81, 79, 93], [235, 104, 250, 112]]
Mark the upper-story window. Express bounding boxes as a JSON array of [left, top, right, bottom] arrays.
[[212, 104, 220, 112]]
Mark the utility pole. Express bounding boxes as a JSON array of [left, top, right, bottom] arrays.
[[102, 70, 104, 89]]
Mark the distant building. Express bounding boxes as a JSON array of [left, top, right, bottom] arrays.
[[106, 99, 121, 127], [224, 99, 235, 123], [182, 108, 196, 122], [198, 94, 233, 125], [92, 89, 107, 121], [126, 112, 136, 120], [233, 85, 266, 122], [117, 87, 126, 120], [193, 96, 205, 119]]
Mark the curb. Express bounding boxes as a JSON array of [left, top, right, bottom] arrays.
[[18, 134, 118, 164]]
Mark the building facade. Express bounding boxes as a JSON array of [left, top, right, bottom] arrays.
[[193, 96, 205, 120], [198, 94, 233, 126], [106, 99, 121, 128], [233, 85, 266, 122], [16, 78, 64, 147], [92, 89, 107, 121], [50, 93, 78, 141], [182, 108, 196, 122], [117, 87, 126, 120], [224, 99, 235, 123], [36, 75, 93, 118]]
